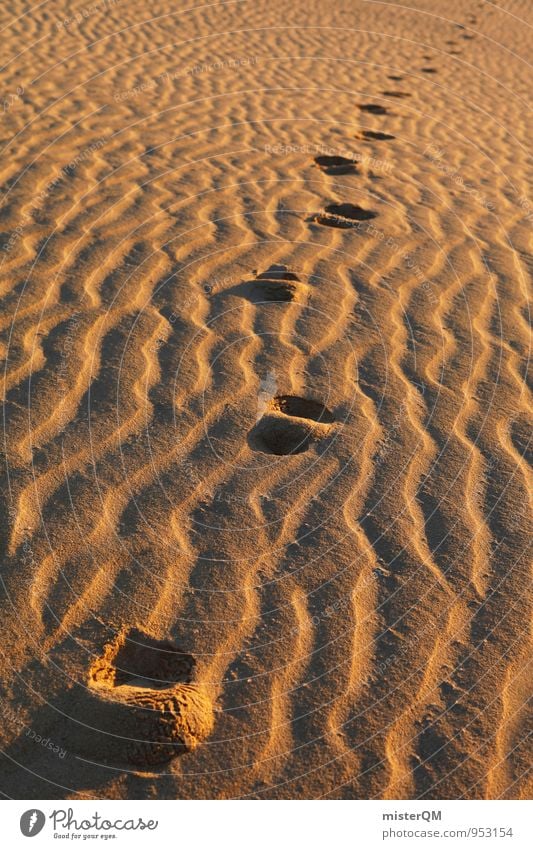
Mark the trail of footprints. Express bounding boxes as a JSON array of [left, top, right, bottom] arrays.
[[244, 94, 399, 450], [311, 94, 399, 227], [0, 0, 512, 797], [81, 85, 400, 764], [83, 57, 473, 766]]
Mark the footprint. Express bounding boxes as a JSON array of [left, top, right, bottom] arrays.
[[358, 103, 389, 115], [311, 202, 377, 228], [381, 90, 411, 98], [254, 265, 300, 302], [358, 130, 395, 141], [387, 75, 404, 81], [256, 265, 300, 282], [78, 628, 215, 767], [314, 154, 358, 175], [250, 395, 335, 455], [420, 67, 438, 74], [232, 265, 302, 303]]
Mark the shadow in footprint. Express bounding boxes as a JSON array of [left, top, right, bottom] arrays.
[[358, 130, 395, 141], [230, 265, 301, 303], [250, 395, 335, 455], [251, 416, 315, 455], [310, 202, 377, 228], [358, 103, 389, 115], [381, 90, 411, 98], [270, 395, 335, 422], [388, 75, 404, 81], [420, 67, 438, 74], [314, 154, 358, 175], [91, 629, 194, 688]]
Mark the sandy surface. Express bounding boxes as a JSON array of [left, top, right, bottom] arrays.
[[0, 0, 531, 800]]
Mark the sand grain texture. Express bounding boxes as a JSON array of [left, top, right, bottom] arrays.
[[0, 0, 531, 799]]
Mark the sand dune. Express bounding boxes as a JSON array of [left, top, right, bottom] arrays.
[[0, 0, 531, 799]]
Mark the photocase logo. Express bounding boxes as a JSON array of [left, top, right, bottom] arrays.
[[20, 809, 46, 837]]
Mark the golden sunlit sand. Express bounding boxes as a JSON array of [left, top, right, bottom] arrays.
[[0, 0, 531, 800]]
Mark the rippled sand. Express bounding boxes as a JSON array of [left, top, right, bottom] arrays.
[[0, 0, 531, 800]]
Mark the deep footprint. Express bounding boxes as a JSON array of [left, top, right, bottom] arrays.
[[311, 202, 377, 228], [314, 154, 358, 175], [79, 628, 215, 767], [250, 395, 335, 455]]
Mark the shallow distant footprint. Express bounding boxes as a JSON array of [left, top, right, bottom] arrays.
[[314, 154, 358, 175], [357, 130, 395, 141], [310, 202, 377, 228], [250, 395, 335, 455], [232, 265, 303, 303], [381, 90, 411, 98], [358, 103, 389, 115]]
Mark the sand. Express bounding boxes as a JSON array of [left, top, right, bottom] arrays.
[[0, 0, 531, 800]]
